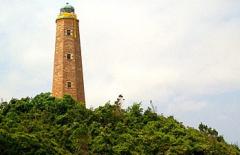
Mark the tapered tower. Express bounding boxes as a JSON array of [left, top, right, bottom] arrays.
[[52, 3, 85, 104]]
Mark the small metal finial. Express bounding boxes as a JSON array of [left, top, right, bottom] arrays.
[[66, 2, 69, 5]]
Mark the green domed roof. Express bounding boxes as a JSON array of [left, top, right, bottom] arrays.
[[60, 3, 75, 13]]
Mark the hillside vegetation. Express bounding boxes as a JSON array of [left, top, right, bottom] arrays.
[[0, 93, 239, 154]]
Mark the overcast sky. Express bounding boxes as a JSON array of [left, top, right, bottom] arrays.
[[0, 0, 240, 143]]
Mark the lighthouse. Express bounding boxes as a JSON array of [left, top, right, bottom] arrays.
[[52, 3, 85, 104]]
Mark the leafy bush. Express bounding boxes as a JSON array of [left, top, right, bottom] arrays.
[[0, 93, 239, 154]]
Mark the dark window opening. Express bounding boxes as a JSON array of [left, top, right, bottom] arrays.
[[66, 53, 71, 59], [67, 82, 72, 88], [66, 30, 71, 36]]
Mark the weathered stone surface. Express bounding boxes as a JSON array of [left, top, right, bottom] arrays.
[[52, 16, 85, 104]]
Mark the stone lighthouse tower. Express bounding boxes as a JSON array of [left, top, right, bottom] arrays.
[[52, 3, 85, 103]]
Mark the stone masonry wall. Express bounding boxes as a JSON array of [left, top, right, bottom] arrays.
[[52, 17, 85, 103]]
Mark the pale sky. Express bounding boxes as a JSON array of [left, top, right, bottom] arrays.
[[0, 0, 240, 143]]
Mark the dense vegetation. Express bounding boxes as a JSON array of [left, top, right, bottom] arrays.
[[0, 93, 239, 155]]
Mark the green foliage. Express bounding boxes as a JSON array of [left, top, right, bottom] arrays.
[[0, 93, 239, 154]]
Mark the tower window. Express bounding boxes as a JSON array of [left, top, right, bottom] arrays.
[[66, 81, 72, 88], [65, 29, 73, 36], [66, 30, 71, 35], [66, 53, 73, 60]]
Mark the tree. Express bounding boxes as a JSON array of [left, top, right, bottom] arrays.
[[0, 93, 239, 154]]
